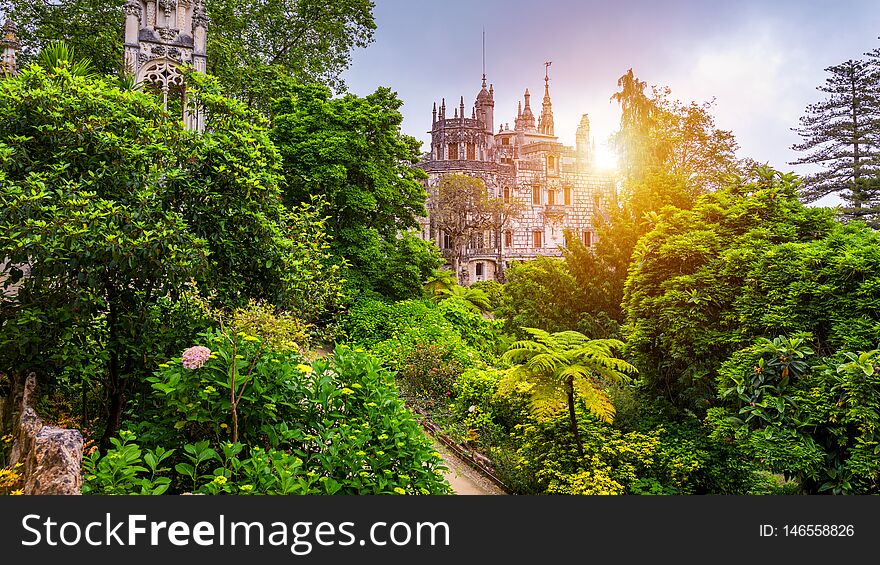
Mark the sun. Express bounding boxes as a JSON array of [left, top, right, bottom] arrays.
[[593, 142, 619, 172]]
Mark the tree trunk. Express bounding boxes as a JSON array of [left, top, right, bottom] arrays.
[[98, 292, 126, 454], [98, 351, 125, 454], [567, 377, 584, 459], [495, 227, 505, 283], [850, 68, 862, 209]]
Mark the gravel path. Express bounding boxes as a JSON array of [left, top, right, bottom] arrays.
[[432, 440, 506, 495]]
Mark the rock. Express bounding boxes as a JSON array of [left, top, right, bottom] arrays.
[[6, 373, 83, 495]]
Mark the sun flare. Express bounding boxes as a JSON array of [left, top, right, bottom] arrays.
[[593, 143, 619, 172]]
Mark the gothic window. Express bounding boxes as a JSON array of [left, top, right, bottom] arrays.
[[466, 143, 475, 160], [548, 189, 556, 206], [547, 155, 555, 169], [140, 58, 186, 116], [503, 186, 511, 202], [448, 143, 458, 160], [533, 230, 543, 248], [504, 230, 513, 247], [442, 232, 452, 250], [475, 262, 484, 279], [583, 230, 593, 247], [564, 186, 572, 206], [532, 184, 541, 205]]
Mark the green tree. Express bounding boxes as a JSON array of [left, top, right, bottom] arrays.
[[270, 83, 439, 300], [501, 328, 635, 458], [791, 59, 880, 223], [207, 0, 375, 109], [0, 63, 339, 449], [621, 166, 880, 411], [0, 0, 125, 77]]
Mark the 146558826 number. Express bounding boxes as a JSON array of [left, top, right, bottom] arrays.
[[784, 525, 854, 536]]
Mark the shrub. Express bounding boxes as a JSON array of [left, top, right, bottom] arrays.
[[94, 343, 451, 495], [398, 342, 466, 400]]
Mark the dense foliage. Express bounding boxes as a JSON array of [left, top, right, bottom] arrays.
[[0, 63, 340, 448], [84, 337, 451, 495], [271, 83, 440, 300]]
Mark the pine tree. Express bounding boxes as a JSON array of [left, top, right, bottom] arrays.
[[791, 59, 880, 223]]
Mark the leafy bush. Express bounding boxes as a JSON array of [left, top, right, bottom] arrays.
[[709, 335, 880, 494], [398, 343, 465, 400], [93, 341, 451, 495]]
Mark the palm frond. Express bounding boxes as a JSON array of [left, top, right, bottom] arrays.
[[573, 378, 616, 423]]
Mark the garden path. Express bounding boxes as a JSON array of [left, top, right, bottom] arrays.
[[432, 440, 506, 495]]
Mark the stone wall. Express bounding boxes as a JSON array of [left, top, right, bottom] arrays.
[[1, 372, 83, 495]]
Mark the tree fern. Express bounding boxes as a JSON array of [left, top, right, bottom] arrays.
[[502, 327, 636, 458]]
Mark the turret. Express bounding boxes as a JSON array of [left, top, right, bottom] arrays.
[[475, 74, 494, 133], [123, 1, 141, 75], [576, 114, 592, 171], [515, 88, 536, 131], [192, 0, 209, 74], [1, 19, 21, 76]]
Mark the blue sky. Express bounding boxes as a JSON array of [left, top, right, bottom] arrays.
[[343, 0, 880, 201]]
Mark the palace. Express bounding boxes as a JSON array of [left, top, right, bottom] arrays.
[[417, 64, 615, 285]]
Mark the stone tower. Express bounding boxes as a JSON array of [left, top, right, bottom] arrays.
[[1, 19, 20, 76], [123, 0, 208, 131], [576, 114, 592, 171]]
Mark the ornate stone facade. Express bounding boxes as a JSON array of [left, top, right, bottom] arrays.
[[419, 67, 615, 285], [0, 19, 20, 76], [123, 0, 208, 131]]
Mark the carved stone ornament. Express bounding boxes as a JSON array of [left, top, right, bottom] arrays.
[[159, 0, 177, 19], [192, 2, 209, 30], [123, 1, 142, 17], [157, 27, 179, 41], [151, 45, 167, 56]]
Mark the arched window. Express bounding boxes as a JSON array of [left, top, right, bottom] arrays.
[[547, 155, 555, 169], [137, 58, 200, 129]]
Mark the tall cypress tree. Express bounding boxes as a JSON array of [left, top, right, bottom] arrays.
[[791, 59, 880, 224]]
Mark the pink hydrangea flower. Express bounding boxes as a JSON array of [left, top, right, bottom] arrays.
[[182, 345, 211, 370]]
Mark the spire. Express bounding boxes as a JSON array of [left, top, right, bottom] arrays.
[[539, 61, 555, 136], [481, 27, 487, 88], [432, 101, 437, 125], [516, 88, 536, 131], [459, 95, 465, 120]]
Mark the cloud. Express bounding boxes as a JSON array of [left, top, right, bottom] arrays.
[[663, 21, 814, 169]]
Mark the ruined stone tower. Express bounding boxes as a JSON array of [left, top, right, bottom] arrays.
[[122, 0, 208, 131]]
